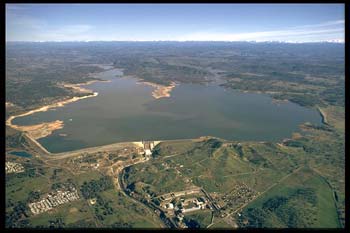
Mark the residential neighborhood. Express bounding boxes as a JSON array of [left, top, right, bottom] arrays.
[[6, 161, 25, 174], [28, 189, 80, 215]]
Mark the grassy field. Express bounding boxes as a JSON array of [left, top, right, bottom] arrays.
[[94, 189, 162, 228], [125, 123, 344, 228], [183, 210, 213, 228], [320, 105, 345, 134], [29, 199, 96, 227], [240, 166, 340, 228], [5, 42, 344, 229], [210, 219, 235, 229]]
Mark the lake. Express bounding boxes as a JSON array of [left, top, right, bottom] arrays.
[[10, 151, 32, 158], [13, 68, 322, 153]]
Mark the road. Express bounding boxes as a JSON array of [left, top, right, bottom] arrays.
[[26, 134, 197, 162], [209, 166, 304, 228], [117, 165, 175, 228]]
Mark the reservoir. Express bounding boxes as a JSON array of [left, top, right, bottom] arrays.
[[12, 68, 322, 153], [9, 151, 32, 158]]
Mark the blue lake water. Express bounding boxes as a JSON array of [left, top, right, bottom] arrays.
[[13, 68, 321, 153]]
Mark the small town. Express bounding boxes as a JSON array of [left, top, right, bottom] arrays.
[[215, 183, 259, 213], [6, 161, 25, 174], [28, 189, 80, 215]]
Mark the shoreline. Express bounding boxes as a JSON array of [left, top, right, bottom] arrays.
[[6, 74, 177, 155], [138, 81, 177, 99], [317, 107, 329, 125], [10, 120, 65, 140], [6, 80, 103, 153], [6, 91, 98, 127], [6, 75, 321, 157], [60, 79, 111, 93]]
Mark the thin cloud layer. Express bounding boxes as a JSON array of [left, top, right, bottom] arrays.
[[6, 4, 344, 42], [176, 20, 344, 42]]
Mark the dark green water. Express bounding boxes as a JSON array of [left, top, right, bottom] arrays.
[[10, 151, 32, 158], [13, 68, 321, 153]]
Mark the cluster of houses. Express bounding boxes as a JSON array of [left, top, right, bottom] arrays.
[[28, 189, 80, 215], [5, 161, 24, 174], [221, 183, 258, 210]]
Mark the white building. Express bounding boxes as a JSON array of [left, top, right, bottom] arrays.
[[166, 203, 174, 209]]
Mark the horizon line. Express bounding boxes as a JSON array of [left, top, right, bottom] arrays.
[[6, 40, 345, 44]]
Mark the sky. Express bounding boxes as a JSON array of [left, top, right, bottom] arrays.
[[6, 4, 345, 42]]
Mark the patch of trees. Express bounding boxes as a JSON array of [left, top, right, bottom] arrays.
[[80, 155, 98, 163], [274, 205, 303, 227], [321, 86, 344, 107], [110, 222, 133, 228], [151, 145, 161, 158], [50, 168, 63, 180], [66, 220, 96, 228], [291, 188, 317, 206], [238, 207, 269, 228], [80, 176, 114, 199], [14, 167, 37, 178], [116, 57, 210, 86], [204, 138, 223, 149], [238, 188, 318, 228], [48, 218, 66, 229], [246, 147, 270, 167], [307, 124, 333, 132], [51, 180, 76, 191], [193, 138, 223, 156], [184, 218, 201, 228], [284, 140, 304, 148], [262, 196, 288, 212], [272, 93, 320, 107], [231, 143, 244, 157], [6, 79, 72, 108], [6, 201, 29, 228], [6, 132, 27, 149], [26, 191, 41, 203], [93, 195, 115, 221]]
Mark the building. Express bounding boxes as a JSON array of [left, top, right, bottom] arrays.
[[181, 206, 201, 213], [177, 213, 184, 221], [166, 203, 174, 209], [142, 140, 155, 156], [145, 149, 152, 156]]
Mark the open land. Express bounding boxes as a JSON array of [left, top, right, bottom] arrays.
[[5, 42, 344, 229]]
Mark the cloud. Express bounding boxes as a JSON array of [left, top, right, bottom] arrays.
[[5, 8, 344, 43], [176, 20, 344, 42], [293, 19, 344, 29]]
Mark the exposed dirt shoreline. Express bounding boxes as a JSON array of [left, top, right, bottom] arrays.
[[59, 80, 110, 93], [6, 77, 177, 155], [138, 81, 177, 99], [6, 80, 103, 149], [317, 107, 329, 125], [10, 120, 64, 140], [6, 102, 16, 108]]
